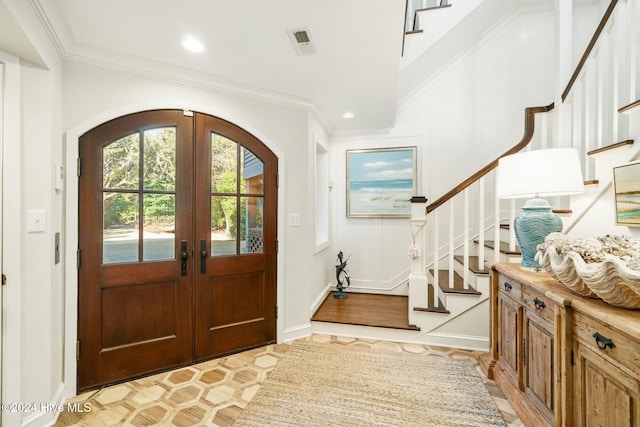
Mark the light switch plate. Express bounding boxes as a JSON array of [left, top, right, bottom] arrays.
[[27, 209, 46, 233], [288, 213, 301, 227]]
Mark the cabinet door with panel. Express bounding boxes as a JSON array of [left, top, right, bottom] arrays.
[[573, 312, 640, 427], [523, 308, 555, 424], [498, 290, 521, 386], [573, 341, 640, 427]]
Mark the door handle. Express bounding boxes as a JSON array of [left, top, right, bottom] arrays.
[[181, 240, 188, 276], [200, 240, 208, 274]]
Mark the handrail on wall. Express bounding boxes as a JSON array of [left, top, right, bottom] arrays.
[[425, 0, 620, 215], [562, 0, 619, 102], [425, 103, 554, 214]]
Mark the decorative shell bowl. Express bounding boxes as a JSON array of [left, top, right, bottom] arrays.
[[536, 234, 640, 309]]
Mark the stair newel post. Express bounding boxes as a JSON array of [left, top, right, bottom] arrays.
[[409, 196, 428, 324]]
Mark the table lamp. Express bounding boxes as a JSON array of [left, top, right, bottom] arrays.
[[496, 148, 584, 269]]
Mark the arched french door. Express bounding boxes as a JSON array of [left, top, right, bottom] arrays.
[[78, 110, 277, 390]]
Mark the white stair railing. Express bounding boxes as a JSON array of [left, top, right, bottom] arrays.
[[405, 0, 451, 32], [410, 0, 637, 317], [410, 103, 554, 312], [563, 0, 639, 173]]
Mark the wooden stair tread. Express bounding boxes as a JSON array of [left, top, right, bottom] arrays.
[[415, 3, 452, 14], [453, 255, 489, 275], [619, 99, 640, 114], [413, 285, 449, 314], [428, 269, 482, 295], [587, 139, 634, 156], [476, 240, 521, 255]]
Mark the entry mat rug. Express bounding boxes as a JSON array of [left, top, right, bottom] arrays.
[[233, 341, 506, 427]]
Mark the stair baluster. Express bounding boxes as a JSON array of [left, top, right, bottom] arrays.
[[408, 0, 638, 339]]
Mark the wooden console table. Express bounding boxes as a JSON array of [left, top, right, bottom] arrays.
[[479, 263, 640, 427]]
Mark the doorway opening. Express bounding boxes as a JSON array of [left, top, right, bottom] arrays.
[[77, 110, 278, 390]]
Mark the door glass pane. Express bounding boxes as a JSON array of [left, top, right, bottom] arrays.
[[103, 133, 140, 190], [143, 194, 175, 261], [241, 197, 263, 254], [211, 195, 237, 256], [209, 134, 266, 257], [241, 146, 264, 195], [211, 134, 237, 193], [143, 127, 176, 191], [103, 192, 139, 263]]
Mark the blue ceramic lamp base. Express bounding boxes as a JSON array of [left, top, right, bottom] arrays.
[[514, 198, 563, 269]]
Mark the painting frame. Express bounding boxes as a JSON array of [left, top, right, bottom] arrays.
[[613, 160, 640, 226], [346, 146, 417, 218]]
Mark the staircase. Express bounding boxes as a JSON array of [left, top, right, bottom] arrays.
[[312, 0, 638, 350], [400, 0, 519, 100], [407, 0, 640, 349]]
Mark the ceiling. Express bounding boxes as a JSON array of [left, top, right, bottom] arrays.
[[28, 0, 406, 133]]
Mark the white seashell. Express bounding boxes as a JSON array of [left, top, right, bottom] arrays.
[[538, 245, 640, 309]]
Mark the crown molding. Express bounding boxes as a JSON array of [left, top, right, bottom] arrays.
[[29, 0, 336, 133]]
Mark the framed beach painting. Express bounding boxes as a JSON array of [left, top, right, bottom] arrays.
[[613, 161, 640, 226], [346, 146, 417, 218]]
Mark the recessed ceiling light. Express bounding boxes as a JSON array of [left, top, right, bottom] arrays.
[[182, 36, 205, 53], [343, 112, 355, 119]]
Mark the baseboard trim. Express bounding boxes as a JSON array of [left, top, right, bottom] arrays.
[[310, 322, 488, 351], [310, 284, 331, 313], [283, 323, 312, 342], [23, 382, 65, 427], [422, 332, 489, 351]]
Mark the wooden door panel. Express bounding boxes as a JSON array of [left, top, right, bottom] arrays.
[[525, 321, 554, 409], [575, 342, 638, 427], [197, 270, 270, 357], [498, 295, 520, 383], [92, 336, 186, 386], [194, 113, 277, 360], [101, 281, 178, 349], [78, 110, 194, 390], [209, 272, 265, 327], [79, 110, 277, 389], [100, 262, 178, 285], [523, 311, 554, 422]]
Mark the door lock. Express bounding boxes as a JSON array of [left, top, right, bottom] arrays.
[[181, 241, 188, 276], [200, 240, 208, 274]]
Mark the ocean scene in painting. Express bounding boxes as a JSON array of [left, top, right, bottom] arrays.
[[348, 148, 415, 216], [614, 162, 640, 224]]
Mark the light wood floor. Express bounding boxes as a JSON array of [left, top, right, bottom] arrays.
[[54, 335, 523, 427], [311, 291, 420, 330]]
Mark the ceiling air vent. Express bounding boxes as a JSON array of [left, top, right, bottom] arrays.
[[287, 27, 317, 56]]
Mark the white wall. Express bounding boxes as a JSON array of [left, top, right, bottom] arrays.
[[307, 116, 332, 307], [61, 59, 331, 393], [1, 1, 626, 423], [1, 0, 66, 426], [328, 7, 557, 296]]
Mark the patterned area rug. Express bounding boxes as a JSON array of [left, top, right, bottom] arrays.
[[234, 341, 506, 427]]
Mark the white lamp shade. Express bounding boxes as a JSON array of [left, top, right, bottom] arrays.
[[496, 148, 584, 199]]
